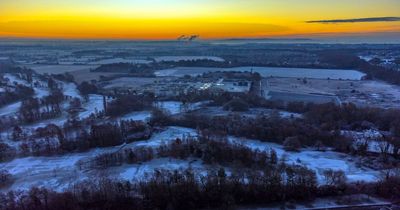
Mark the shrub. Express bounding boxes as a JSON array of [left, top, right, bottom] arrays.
[[283, 136, 302, 151], [0, 170, 12, 188], [223, 98, 249, 112]]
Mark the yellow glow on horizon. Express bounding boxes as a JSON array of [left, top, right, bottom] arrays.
[[0, 0, 399, 39]]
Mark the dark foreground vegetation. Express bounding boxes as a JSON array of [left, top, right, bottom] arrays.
[[0, 168, 399, 210]]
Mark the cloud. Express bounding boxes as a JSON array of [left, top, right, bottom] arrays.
[[306, 17, 400, 24]]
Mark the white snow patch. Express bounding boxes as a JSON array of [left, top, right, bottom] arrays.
[[0, 101, 21, 117], [61, 82, 82, 99], [120, 111, 152, 121], [154, 100, 208, 115], [118, 158, 205, 181], [79, 94, 104, 119]]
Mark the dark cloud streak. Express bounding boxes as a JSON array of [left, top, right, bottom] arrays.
[[306, 17, 400, 24]]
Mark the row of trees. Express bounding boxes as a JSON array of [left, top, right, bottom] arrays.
[[81, 132, 279, 170], [2, 167, 399, 210], [320, 50, 400, 85], [19, 91, 64, 123], [170, 113, 351, 152], [0, 118, 152, 161], [58, 120, 151, 151]]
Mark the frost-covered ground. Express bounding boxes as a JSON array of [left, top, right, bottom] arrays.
[[342, 129, 395, 154], [3, 73, 49, 98], [0, 127, 196, 191], [154, 100, 210, 115], [0, 102, 21, 117], [118, 101, 209, 122], [78, 94, 104, 119], [0, 74, 50, 118], [228, 136, 379, 183], [116, 158, 207, 182], [0, 126, 382, 192], [61, 82, 82, 100], [4, 74, 30, 86], [155, 66, 366, 80]]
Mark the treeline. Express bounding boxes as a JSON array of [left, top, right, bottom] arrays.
[[1, 168, 399, 210], [92, 60, 234, 74], [19, 89, 64, 123], [3, 119, 152, 159], [0, 64, 33, 74], [168, 105, 400, 156], [170, 113, 351, 152], [305, 103, 400, 132], [81, 131, 278, 170], [320, 50, 400, 85], [105, 94, 154, 117], [0, 84, 34, 107], [92, 63, 156, 77], [49, 72, 75, 83], [167, 90, 400, 154], [160, 59, 233, 67], [77, 81, 98, 95]]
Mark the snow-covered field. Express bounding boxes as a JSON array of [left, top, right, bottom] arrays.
[[115, 158, 206, 182], [120, 111, 152, 121], [4, 74, 30, 86], [155, 66, 366, 80], [78, 94, 104, 119], [3, 73, 49, 98], [61, 82, 82, 99], [0, 74, 50, 118], [0, 126, 196, 191], [228, 136, 379, 183]]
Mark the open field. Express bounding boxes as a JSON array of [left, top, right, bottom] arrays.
[[155, 66, 366, 80], [266, 91, 341, 104], [262, 77, 400, 108]]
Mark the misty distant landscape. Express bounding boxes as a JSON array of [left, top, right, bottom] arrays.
[[0, 39, 400, 209]]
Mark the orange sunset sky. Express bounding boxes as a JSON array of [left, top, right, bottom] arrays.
[[0, 0, 399, 39]]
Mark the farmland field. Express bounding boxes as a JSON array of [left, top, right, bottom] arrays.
[[155, 66, 366, 80], [266, 91, 341, 104]]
